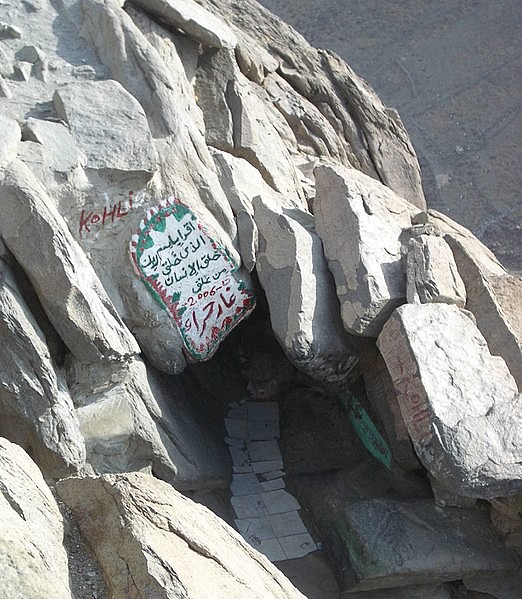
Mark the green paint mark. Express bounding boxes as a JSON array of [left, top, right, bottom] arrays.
[[339, 390, 392, 470]]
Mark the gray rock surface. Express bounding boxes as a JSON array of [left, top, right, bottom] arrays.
[[0, 438, 73, 599], [314, 163, 416, 336], [58, 472, 307, 599], [377, 303, 522, 498], [131, 0, 238, 50], [0, 159, 140, 363], [0, 113, 20, 167], [53, 79, 157, 175], [23, 117, 79, 173], [254, 194, 361, 383], [405, 226, 466, 307], [0, 260, 85, 477], [67, 357, 229, 491], [431, 210, 522, 390], [338, 498, 518, 591], [361, 348, 419, 471]]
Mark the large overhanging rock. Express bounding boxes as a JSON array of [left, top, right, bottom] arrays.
[[314, 163, 417, 337], [377, 303, 522, 499], [67, 357, 230, 491], [0, 260, 85, 478], [0, 438, 73, 599], [254, 194, 361, 384], [0, 159, 140, 363], [430, 210, 522, 391], [57, 472, 307, 599]]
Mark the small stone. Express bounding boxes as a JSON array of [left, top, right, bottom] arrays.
[[0, 22, 22, 39]]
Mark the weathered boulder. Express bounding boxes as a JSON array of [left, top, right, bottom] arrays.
[[53, 79, 157, 176], [0, 113, 20, 167], [57, 472, 306, 599], [67, 357, 230, 491], [0, 260, 85, 477], [0, 159, 140, 363], [131, 0, 238, 50], [23, 117, 79, 173], [430, 210, 522, 391], [254, 194, 361, 383], [0, 438, 72, 599], [336, 498, 518, 591], [405, 225, 466, 307], [377, 303, 522, 498], [314, 163, 416, 336]]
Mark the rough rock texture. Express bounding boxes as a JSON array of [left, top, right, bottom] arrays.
[[377, 303, 522, 498], [53, 80, 157, 175], [0, 258, 85, 477], [405, 226, 466, 307], [254, 194, 362, 383], [337, 498, 518, 591], [0, 0, 520, 595], [0, 438, 72, 599], [430, 210, 522, 391], [0, 159, 140, 363], [58, 472, 306, 599], [67, 357, 229, 491], [361, 348, 419, 471], [314, 163, 416, 336], [0, 113, 20, 167]]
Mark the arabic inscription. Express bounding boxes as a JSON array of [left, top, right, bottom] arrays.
[[130, 198, 255, 360]]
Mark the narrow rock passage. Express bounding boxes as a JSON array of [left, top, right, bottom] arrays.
[[225, 400, 316, 561]]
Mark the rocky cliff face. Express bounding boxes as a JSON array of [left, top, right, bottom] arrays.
[[0, 1, 520, 598]]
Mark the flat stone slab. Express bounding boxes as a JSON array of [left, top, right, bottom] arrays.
[[247, 440, 282, 462], [262, 490, 301, 515], [278, 533, 316, 560], [230, 473, 264, 496], [252, 459, 284, 474], [338, 498, 519, 591], [268, 511, 308, 537]]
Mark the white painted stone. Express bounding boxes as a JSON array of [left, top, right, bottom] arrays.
[[377, 303, 522, 498], [231, 493, 270, 519], [314, 162, 417, 336]]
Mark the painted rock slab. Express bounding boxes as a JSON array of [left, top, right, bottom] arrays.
[[130, 198, 255, 360]]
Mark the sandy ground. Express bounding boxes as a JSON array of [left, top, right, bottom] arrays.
[[259, 0, 522, 273]]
